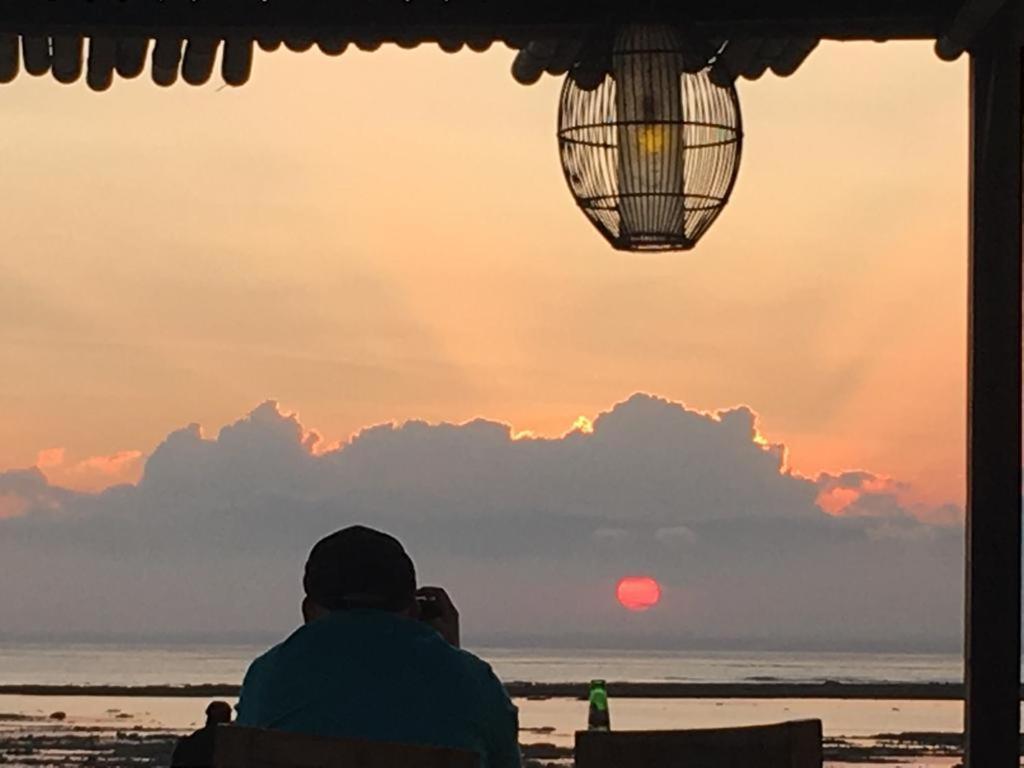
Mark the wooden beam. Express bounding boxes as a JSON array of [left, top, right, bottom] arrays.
[[0, 0, 963, 42], [936, 0, 1011, 60], [964, 8, 1022, 768]]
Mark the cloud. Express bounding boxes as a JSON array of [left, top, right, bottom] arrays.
[[814, 470, 956, 526], [655, 526, 699, 546], [35, 448, 66, 469], [0, 468, 68, 519], [0, 493, 29, 520], [0, 394, 964, 650], [35, 447, 144, 493]]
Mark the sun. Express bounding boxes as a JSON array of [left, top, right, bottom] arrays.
[[616, 576, 661, 612]]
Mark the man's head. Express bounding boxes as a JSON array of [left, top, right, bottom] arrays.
[[205, 700, 232, 726], [302, 525, 417, 623]]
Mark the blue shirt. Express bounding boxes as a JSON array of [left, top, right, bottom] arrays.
[[236, 611, 520, 768]]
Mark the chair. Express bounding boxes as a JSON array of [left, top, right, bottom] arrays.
[[214, 725, 480, 768], [575, 719, 823, 768]]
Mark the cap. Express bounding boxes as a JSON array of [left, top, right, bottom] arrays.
[[205, 701, 232, 723], [303, 525, 417, 612]]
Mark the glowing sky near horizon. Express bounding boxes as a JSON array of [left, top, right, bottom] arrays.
[[0, 41, 967, 507]]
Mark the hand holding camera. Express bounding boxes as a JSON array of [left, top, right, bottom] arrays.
[[416, 586, 460, 648]]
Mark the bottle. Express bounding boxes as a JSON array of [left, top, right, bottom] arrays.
[[587, 679, 610, 731]]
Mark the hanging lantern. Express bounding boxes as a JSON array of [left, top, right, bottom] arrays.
[[558, 26, 743, 252]]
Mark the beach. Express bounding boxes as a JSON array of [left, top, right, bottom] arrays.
[[0, 692, 980, 767], [0, 644, 1002, 767]]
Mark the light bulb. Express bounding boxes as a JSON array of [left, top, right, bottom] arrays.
[[614, 26, 686, 242]]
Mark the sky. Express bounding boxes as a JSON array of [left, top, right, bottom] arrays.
[[0, 40, 970, 646], [0, 395, 963, 648]]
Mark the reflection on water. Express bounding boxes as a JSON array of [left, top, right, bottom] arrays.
[[0, 694, 989, 768], [517, 697, 967, 746], [0, 694, 971, 737]]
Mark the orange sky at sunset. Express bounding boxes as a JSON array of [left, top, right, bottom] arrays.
[[0, 41, 966, 507]]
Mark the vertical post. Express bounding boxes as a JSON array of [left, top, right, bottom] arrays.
[[965, 16, 1023, 768]]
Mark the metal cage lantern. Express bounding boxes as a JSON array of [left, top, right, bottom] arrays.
[[558, 26, 743, 252]]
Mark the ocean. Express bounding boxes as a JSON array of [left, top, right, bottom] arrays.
[[0, 642, 997, 767], [0, 641, 965, 687]]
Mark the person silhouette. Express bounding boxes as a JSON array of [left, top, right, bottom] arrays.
[[235, 525, 520, 768], [170, 700, 233, 767]]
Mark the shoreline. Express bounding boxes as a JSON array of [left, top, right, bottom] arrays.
[[0, 727, 974, 766], [0, 681, 979, 700]]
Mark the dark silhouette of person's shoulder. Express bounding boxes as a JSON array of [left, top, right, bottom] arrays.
[[171, 725, 217, 767]]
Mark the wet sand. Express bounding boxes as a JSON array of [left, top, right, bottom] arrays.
[[0, 715, 972, 768], [0, 729, 971, 768], [0, 694, 990, 767]]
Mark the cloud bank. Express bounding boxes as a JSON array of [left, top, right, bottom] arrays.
[[0, 394, 963, 650]]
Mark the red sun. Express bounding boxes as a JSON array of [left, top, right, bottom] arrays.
[[616, 576, 661, 612]]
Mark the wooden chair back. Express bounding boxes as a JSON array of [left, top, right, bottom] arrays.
[[214, 725, 480, 768], [575, 719, 823, 768]]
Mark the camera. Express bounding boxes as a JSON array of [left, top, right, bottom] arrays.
[[417, 595, 443, 622]]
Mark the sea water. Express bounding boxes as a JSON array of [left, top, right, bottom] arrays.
[[0, 641, 964, 687], [0, 641, 986, 768]]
